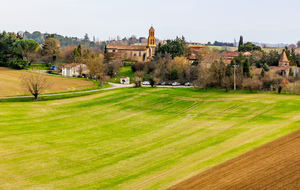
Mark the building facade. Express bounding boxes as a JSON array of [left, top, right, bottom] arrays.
[[106, 27, 157, 62]]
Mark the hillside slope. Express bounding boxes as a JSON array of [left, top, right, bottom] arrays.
[[0, 67, 94, 97], [169, 129, 300, 190]]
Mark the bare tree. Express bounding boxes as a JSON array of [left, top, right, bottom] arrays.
[[297, 41, 300, 48], [21, 72, 50, 100], [87, 56, 106, 87], [76, 64, 87, 77], [288, 44, 296, 50]]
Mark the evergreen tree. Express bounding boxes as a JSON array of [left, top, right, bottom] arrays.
[[289, 68, 294, 77], [238, 35, 243, 52], [104, 43, 107, 54], [77, 44, 82, 57], [262, 63, 270, 71], [84, 33, 89, 41], [242, 58, 251, 77], [261, 69, 265, 77]]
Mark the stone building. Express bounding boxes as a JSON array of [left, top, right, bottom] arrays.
[[106, 27, 157, 62], [270, 50, 299, 77]]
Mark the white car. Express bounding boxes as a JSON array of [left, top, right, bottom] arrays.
[[172, 82, 180, 86], [142, 81, 150, 85], [185, 82, 191, 86]]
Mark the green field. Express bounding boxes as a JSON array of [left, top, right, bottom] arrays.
[[110, 66, 134, 84], [1, 88, 300, 189]]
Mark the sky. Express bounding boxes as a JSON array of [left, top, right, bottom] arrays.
[[1, 0, 299, 44]]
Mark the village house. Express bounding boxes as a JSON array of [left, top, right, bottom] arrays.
[[61, 63, 89, 77], [189, 45, 204, 62], [106, 27, 157, 62], [220, 51, 252, 64], [270, 50, 299, 77]]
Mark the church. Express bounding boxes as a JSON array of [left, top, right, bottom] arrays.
[[106, 27, 157, 62]]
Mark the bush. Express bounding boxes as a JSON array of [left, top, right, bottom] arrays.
[[278, 85, 283, 94], [132, 77, 142, 88], [262, 63, 270, 71], [9, 59, 29, 69], [131, 62, 145, 72], [286, 82, 300, 94], [123, 61, 136, 67], [149, 77, 158, 88], [242, 77, 263, 92], [261, 73, 283, 90]]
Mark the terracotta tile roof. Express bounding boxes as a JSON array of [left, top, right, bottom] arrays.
[[243, 52, 252, 56], [107, 45, 148, 51], [220, 51, 239, 57], [280, 51, 289, 62], [270, 66, 295, 70], [62, 63, 80, 68]]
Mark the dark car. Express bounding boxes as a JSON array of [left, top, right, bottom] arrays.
[[49, 65, 59, 70], [157, 82, 161, 85]]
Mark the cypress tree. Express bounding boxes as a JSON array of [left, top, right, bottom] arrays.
[[261, 69, 265, 77], [238, 36, 243, 52], [243, 58, 251, 77], [262, 63, 270, 71], [289, 68, 293, 77], [77, 45, 82, 57]]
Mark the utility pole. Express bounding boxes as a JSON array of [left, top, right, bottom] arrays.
[[234, 65, 237, 90]]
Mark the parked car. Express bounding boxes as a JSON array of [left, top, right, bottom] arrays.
[[172, 82, 180, 86], [157, 82, 161, 85], [161, 82, 167, 85], [49, 65, 59, 70], [142, 81, 150, 85], [185, 82, 191, 86]]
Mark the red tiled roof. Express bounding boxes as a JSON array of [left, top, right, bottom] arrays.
[[280, 51, 289, 62], [62, 63, 80, 68], [270, 66, 295, 70], [220, 51, 239, 57], [107, 45, 148, 51]]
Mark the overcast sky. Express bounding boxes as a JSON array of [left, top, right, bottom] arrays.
[[1, 0, 299, 44]]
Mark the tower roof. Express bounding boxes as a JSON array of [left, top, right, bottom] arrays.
[[280, 51, 289, 63]]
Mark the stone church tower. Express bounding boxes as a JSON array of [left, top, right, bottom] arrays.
[[147, 26, 156, 56]]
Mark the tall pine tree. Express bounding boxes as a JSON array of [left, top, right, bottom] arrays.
[[243, 58, 251, 77], [238, 35, 243, 52]]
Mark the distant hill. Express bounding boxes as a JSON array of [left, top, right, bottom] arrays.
[[22, 31, 105, 49]]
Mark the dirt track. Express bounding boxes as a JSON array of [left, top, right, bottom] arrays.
[[168, 130, 300, 190]]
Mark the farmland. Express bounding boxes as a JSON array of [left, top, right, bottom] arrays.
[[0, 67, 94, 97], [168, 129, 300, 190], [1, 87, 300, 189]]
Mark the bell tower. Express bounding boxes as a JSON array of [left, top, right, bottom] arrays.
[[147, 26, 156, 56]]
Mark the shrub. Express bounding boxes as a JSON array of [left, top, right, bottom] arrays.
[[132, 77, 142, 88], [261, 73, 283, 90], [278, 85, 283, 94], [242, 77, 263, 92], [9, 59, 29, 69], [149, 77, 156, 88], [262, 63, 270, 71]]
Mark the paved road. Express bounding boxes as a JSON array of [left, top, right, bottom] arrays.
[[0, 83, 193, 99], [0, 83, 133, 99]]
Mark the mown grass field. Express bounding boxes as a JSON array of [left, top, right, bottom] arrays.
[[0, 67, 94, 97], [1, 87, 300, 189]]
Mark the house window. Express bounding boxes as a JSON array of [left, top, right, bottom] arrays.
[[112, 49, 115, 52], [139, 52, 141, 57]]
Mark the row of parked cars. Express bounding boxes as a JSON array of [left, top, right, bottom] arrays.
[[142, 81, 192, 86]]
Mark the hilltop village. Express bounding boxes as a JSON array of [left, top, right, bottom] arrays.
[[1, 26, 300, 95]]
